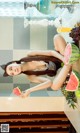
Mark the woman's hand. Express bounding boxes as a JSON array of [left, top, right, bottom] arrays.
[[20, 89, 30, 98]]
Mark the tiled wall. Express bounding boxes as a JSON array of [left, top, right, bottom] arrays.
[[0, 17, 62, 97]]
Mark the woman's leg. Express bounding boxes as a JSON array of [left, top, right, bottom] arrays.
[[51, 34, 72, 90], [53, 34, 67, 55], [51, 64, 71, 90]]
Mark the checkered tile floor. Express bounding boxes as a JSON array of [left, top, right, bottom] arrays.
[[0, 17, 63, 97]]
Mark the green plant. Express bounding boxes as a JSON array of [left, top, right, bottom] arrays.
[[61, 86, 77, 109]]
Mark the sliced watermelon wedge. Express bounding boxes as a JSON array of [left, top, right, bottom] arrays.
[[64, 43, 80, 65], [65, 71, 79, 92], [13, 87, 21, 96]]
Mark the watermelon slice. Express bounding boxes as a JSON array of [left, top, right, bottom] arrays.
[[13, 87, 21, 96], [65, 71, 79, 91], [64, 43, 80, 65]]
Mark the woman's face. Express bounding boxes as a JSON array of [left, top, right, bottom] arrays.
[[6, 63, 22, 76]]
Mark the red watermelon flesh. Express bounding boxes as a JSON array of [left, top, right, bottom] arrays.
[[64, 43, 72, 65], [65, 71, 79, 91], [13, 87, 21, 96]]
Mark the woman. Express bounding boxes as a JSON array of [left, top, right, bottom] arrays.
[[1, 34, 72, 98]]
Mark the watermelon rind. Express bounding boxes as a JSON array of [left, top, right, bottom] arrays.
[[75, 89, 80, 98], [65, 71, 79, 92], [64, 43, 80, 65], [69, 44, 80, 64]]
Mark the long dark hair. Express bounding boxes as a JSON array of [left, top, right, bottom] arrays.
[[1, 55, 62, 77]]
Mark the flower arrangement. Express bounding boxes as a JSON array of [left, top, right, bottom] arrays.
[[61, 25, 80, 109], [69, 24, 80, 48], [61, 70, 80, 109]]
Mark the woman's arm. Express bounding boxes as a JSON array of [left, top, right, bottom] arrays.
[[27, 50, 64, 62], [20, 65, 72, 97], [21, 75, 52, 98], [51, 64, 72, 90]]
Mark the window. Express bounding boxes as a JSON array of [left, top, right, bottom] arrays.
[[0, 0, 24, 17]]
